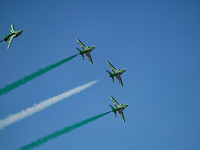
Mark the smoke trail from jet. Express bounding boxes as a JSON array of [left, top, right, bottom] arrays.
[[0, 80, 99, 130], [17, 111, 111, 150], [0, 54, 78, 96]]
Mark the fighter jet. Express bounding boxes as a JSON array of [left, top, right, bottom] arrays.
[[76, 38, 96, 64], [109, 96, 128, 122], [106, 61, 126, 87], [2, 24, 23, 49]]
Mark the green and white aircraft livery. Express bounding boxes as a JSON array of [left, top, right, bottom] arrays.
[[109, 96, 128, 122], [106, 61, 126, 87], [3, 24, 23, 49], [76, 38, 96, 64]]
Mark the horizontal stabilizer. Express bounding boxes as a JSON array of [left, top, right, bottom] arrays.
[[106, 70, 114, 82], [109, 105, 117, 117], [111, 76, 114, 82], [106, 70, 111, 75], [76, 48, 84, 59], [76, 47, 82, 53]]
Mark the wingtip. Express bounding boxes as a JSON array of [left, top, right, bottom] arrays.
[[90, 60, 93, 64], [7, 44, 10, 49], [11, 24, 14, 29]]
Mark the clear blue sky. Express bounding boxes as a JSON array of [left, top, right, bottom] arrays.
[[0, 0, 200, 149]]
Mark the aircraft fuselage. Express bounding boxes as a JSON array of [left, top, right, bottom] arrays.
[[4, 33, 14, 41], [80, 46, 95, 54], [112, 104, 128, 112], [109, 69, 126, 77], [15, 30, 23, 37], [4, 30, 23, 41]]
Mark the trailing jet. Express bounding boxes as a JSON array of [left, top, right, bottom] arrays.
[[76, 38, 96, 64], [106, 61, 126, 87], [2, 24, 23, 49], [109, 96, 128, 122]]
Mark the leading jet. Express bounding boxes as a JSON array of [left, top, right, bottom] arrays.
[[76, 38, 96, 64], [109, 96, 128, 122], [1, 24, 23, 49], [106, 61, 126, 87]]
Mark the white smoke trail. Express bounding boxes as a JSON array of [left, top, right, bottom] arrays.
[[0, 80, 99, 130]]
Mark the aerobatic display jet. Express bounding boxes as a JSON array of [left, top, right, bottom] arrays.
[[109, 96, 128, 122], [76, 38, 96, 64], [106, 61, 126, 87], [2, 24, 23, 49]]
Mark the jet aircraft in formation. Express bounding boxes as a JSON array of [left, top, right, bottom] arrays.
[[76, 38, 96, 64], [2, 24, 23, 49], [106, 61, 126, 87], [1, 24, 128, 122], [75, 39, 128, 121], [109, 96, 128, 122]]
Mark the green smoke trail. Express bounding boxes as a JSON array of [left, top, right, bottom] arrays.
[[18, 111, 111, 150], [0, 54, 78, 96]]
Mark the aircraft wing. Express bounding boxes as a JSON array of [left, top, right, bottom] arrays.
[[7, 35, 14, 49], [116, 74, 123, 87], [86, 52, 93, 64], [77, 39, 86, 50], [10, 24, 15, 34], [107, 61, 117, 72], [119, 110, 125, 122], [110, 96, 120, 107]]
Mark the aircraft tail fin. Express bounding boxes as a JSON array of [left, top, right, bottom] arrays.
[[76, 47, 84, 59], [106, 70, 114, 82], [109, 105, 117, 117]]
